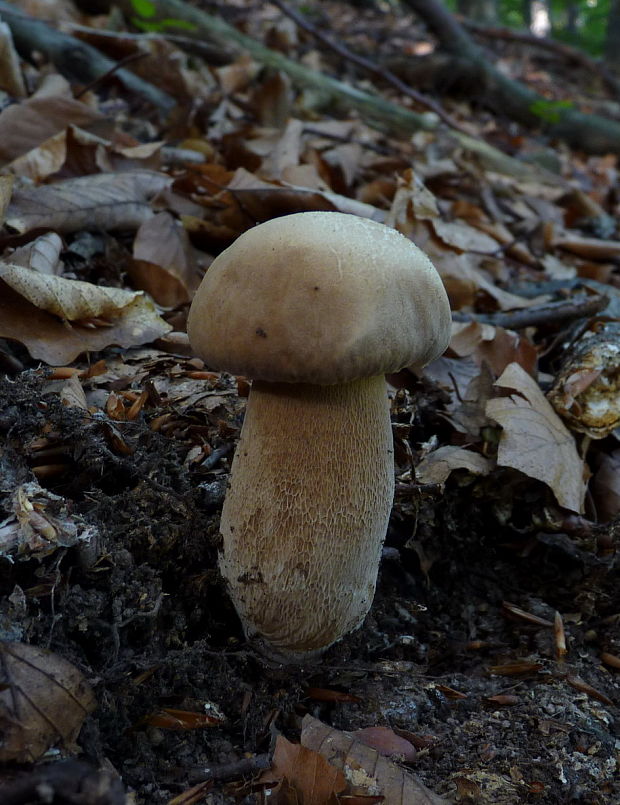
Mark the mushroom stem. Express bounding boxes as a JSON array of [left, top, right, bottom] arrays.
[[219, 375, 394, 657]]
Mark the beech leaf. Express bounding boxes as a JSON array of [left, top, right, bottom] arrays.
[[6, 170, 171, 233], [301, 715, 447, 804], [486, 363, 586, 512], [0, 641, 96, 763], [0, 280, 171, 365]]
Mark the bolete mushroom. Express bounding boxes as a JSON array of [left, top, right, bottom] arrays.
[[187, 211, 451, 658]]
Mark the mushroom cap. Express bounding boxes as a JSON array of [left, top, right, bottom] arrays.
[[187, 211, 451, 384]]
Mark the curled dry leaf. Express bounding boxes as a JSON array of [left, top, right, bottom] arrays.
[[0, 73, 102, 165], [226, 167, 383, 223], [0, 641, 96, 763], [0, 280, 171, 365], [486, 363, 586, 513], [6, 170, 172, 234], [416, 446, 493, 485], [0, 264, 142, 320], [301, 715, 447, 804], [449, 321, 538, 378], [8, 232, 63, 275]]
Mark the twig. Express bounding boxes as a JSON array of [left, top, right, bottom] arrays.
[[74, 51, 149, 99], [182, 754, 271, 783], [271, 0, 470, 135], [452, 294, 608, 330]]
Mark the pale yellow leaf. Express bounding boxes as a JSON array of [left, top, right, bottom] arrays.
[[0, 264, 138, 320], [486, 363, 586, 512]]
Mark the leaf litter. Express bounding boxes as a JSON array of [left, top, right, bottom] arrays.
[[0, 0, 618, 803]]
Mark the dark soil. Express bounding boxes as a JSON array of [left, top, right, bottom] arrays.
[[0, 357, 618, 804]]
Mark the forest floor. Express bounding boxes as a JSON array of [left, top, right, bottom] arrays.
[[0, 1, 619, 803]]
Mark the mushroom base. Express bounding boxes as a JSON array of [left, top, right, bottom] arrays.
[[218, 376, 394, 657]]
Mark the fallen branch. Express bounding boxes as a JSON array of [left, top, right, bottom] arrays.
[[0, 1, 174, 113], [452, 294, 608, 330], [402, 0, 620, 155]]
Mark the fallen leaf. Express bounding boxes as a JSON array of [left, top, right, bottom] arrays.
[[416, 446, 493, 485], [6, 170, 171, 234], [130, 211, 197, 305], [265, 733, 346, 805], [140, 708, 224, 730], [0, 264, 143, 320], [7, 232, 64, 275], [486, 363, 586, 512], [0, 641, 96, 762], [0, 74, 102, 165], [0, 20, 26, 97], [352, 726, 417, 762], [0, 281, 171, 365], [302, 715, 447, 804]]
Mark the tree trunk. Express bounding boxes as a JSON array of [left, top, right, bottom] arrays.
[[457, 0, 497, 25], [604, 0, 620, 73]]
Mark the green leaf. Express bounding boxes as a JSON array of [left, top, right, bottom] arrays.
[[528, 99, 574, 124], [130, 0, 157, 18]]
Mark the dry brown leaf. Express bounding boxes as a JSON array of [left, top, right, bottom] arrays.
[[6, 170, 171, 234], [60, 373, 88, 410], [0, 74, 102, 166], [352, 726, 417, 762], [256, 118, 304, 179], [430, 218, 500, 254], [0, 281, 171, 365], [266, 733, 346, 804], [0, 641, 96, 762], [554, 234, 620, 260], [130, 212, 197, 306], [301, 715, 447, 804], [486, 363, 586, 513], [449, 321, 538, 378], [226, 167, 382, 222], [416, 446, 493, 485], [0, 20, 26, 97]]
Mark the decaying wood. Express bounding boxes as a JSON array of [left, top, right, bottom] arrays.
[[401, 0, 620, 155]]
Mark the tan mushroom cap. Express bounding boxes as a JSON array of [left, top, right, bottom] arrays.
[[187, 211, 451, 384]]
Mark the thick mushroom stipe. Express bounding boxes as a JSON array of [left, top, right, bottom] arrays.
[[219, 377, 393, 655], [187, 211, 452, 658]]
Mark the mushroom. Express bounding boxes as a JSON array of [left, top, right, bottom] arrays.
[[187, 211, 451, 659]]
